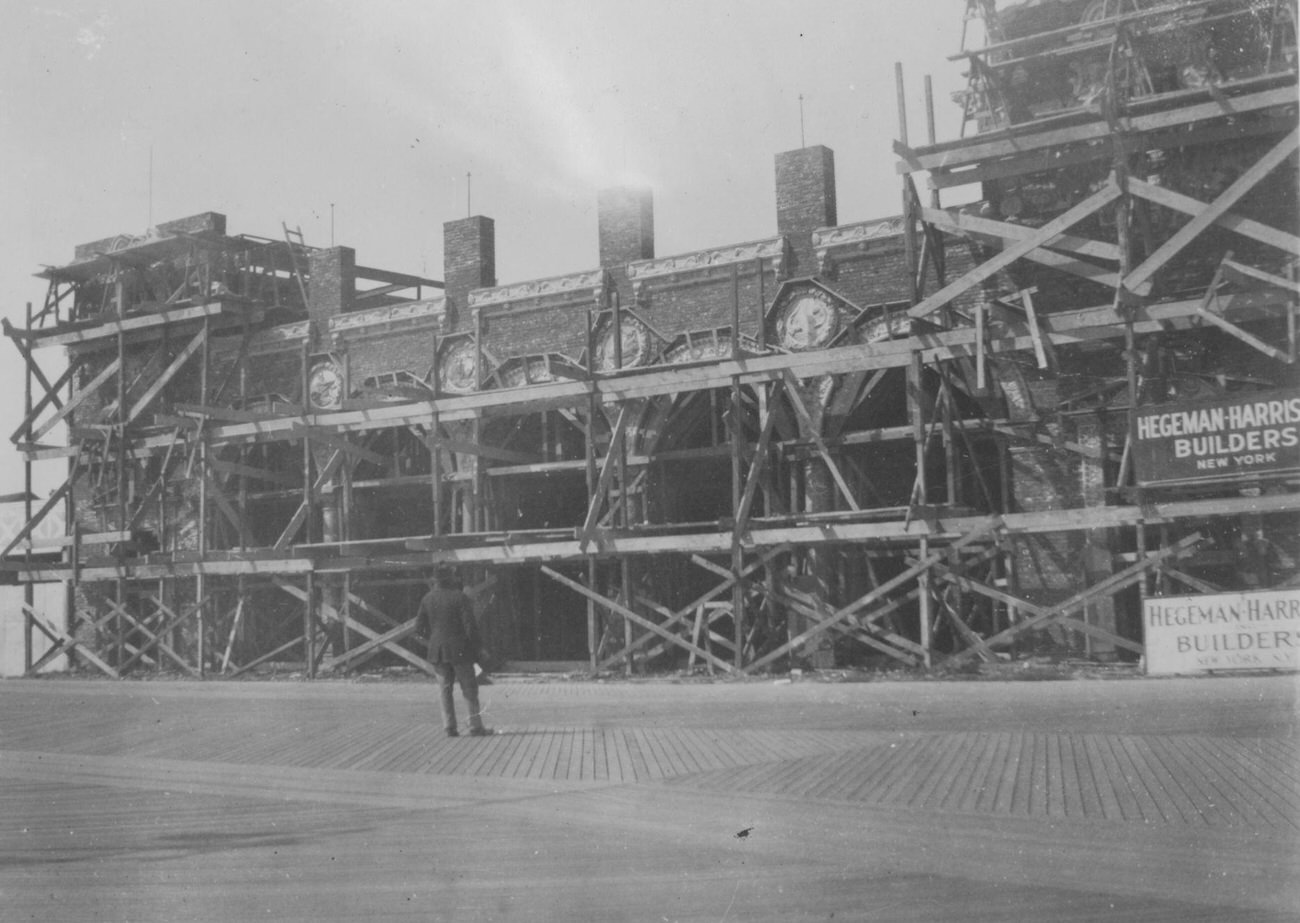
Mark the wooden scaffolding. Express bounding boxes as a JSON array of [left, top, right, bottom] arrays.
[[4, 0, 1297, 678]]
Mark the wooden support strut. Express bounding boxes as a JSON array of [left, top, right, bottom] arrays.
[[23, 601, 119, 678], [124, 325, 208, 424], [579, 403, 631, 547], [594, 546, 790, 671], [734, 384, 781, 536], [542, 564, 739, 674], [742, 517, 1003, 674], [1125, 128, 1300, 294], [908, 181, 1122, 319], [0, 479, 73, 560], [273, 448, 347, 549], [1125, 177, 1300, 256], [110, 595, 206, 676], [29, 356, 121, 444], [9, 359, 77, 444], [270, 579, 437, 675], [943, 533, 1201, 666], [780, 369, 861, 512], [774, 584, 923, 666]]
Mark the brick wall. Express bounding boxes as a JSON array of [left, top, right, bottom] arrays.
[[637, 272, 770, 345], [481, 302, 591, 361]]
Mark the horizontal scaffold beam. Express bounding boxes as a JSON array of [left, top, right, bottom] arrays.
[[18, 291, 1290, 463], [9, 492, 1298, 583], [5, 301, 255, 349], [894, 83, 1298, 177]]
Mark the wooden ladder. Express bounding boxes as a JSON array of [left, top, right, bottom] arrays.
[[282, 223, 310, 308]]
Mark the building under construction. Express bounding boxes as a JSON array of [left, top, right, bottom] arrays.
[[4, 0, 1297, 679]]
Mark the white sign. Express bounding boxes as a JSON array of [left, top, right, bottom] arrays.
[[1145, 589, 1300, 675]]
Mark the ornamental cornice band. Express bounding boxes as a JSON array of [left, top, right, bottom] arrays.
[[811, 217, 905, 251], [328, 297, 446, 334], [236, 320, 310, 356], [468, 269, 607, 308], [626, 236, 786, 281]]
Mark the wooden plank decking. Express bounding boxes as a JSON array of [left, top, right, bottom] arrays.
[[1, 676, 1296, 921]]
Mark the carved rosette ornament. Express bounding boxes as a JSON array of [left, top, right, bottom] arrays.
[[594, 315, 654, 371], [439, 339, 479, 394], [307, 358, 344, 410], [774, 287, 841, 351]]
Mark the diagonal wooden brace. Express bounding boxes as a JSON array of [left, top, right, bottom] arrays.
[[781, 369, 861, 512], [943, 534, 1201, 666], [776, 585, 921, 666], [10, 359, 77, 444], [743, 517, 1003, 673], [110, 596, 205, 676], [909, 181, 1121, 318], [23, 602, 119, 678], [579, 403, 631, 548], [272, 578, 436, 675], [1126, 128, 1300, 294], [274, 449, 347, 549], [30, 356, 121, 443], [1125, 176, 1300, 257], [1, 479, 73, 560], [594, 546, 792, 671], [125, 326, 208, 424], [543, 564, 737, 674]]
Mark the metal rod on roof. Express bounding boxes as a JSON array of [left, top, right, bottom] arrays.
[[895, 63, 908, 146], [924, 75, 937, 146]]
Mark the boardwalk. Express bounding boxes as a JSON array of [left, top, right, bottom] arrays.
[[1, 674, 1297, 921]]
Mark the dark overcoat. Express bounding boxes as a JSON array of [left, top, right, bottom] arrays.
[[417, 586, 481, 665]]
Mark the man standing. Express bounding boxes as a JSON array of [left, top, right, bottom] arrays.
[[417, 568, 492, 737]]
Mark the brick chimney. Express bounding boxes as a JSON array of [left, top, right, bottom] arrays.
[[307, 246, 355, 334], [443, 216, 496, 316], [775, 145, 837, 276], [597, 187, 654, 267]]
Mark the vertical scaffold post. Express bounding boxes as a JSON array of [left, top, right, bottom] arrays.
[[22, 301, 33, 673], [585, 308, 598, 672], [305, 571, 316, 679], [114, 328, 128, 667], [731, 375, 745, 669], [910, 351, 932, 666], [897, 62, 918, 305], [472, 307, 485, 532], [1114, 134, 1150, 608], [197, 318, 211, 676], [430, 327, 444, 538]]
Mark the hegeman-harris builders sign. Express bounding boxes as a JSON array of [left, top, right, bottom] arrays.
[[1133, 387, 1300, 486], [1145, 589, 1300, 675]]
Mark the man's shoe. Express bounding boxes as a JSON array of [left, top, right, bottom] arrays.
[[445, 728, 460, 738], [468, 727, 494, 737]]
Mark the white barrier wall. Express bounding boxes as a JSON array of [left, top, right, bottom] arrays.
[[0, 583, 68, 677]]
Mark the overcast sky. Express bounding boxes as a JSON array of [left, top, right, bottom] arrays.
[[0, 0, 976, 495]]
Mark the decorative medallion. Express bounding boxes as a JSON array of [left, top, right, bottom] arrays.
[[775, 287, 840, 350], [439, 339, 479, 394], [307, 358, 344, 410], [594, 315, 654, 371]]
